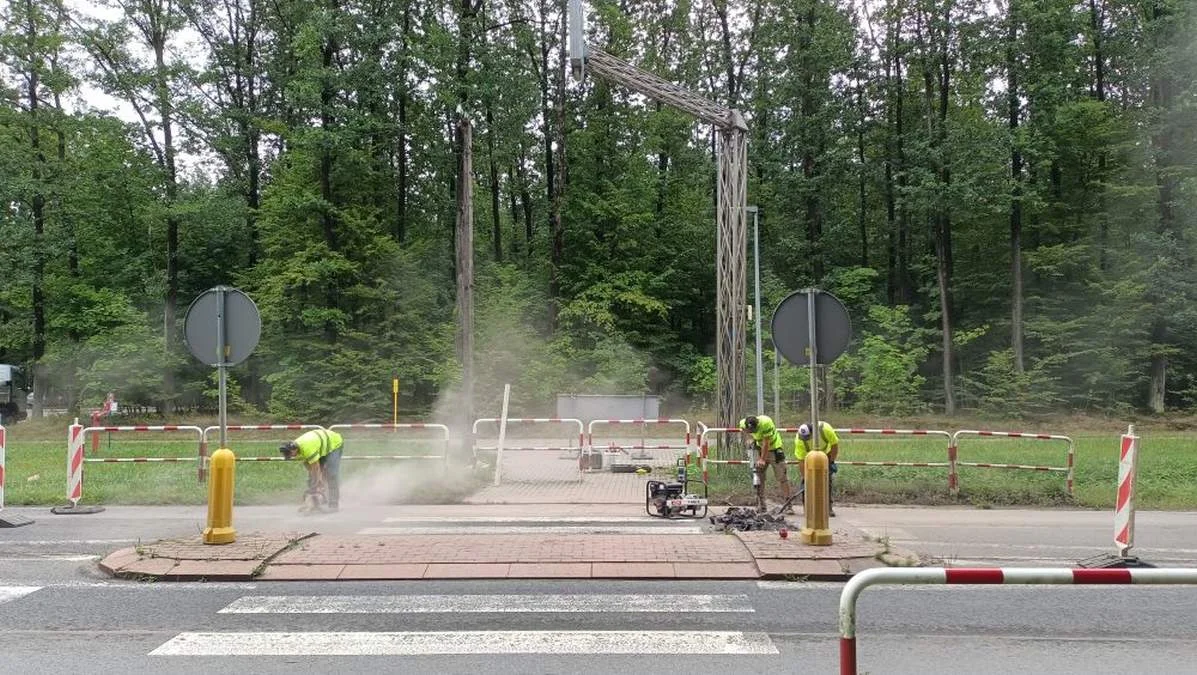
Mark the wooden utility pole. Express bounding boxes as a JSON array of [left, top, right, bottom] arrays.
[[455, 115, 475, 441]]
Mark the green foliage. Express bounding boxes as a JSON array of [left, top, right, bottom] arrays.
[[1, 0, 1196, 423], [847, 306, 929, 416]]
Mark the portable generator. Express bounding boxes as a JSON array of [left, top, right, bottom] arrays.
[[644, 458, 708, 519]]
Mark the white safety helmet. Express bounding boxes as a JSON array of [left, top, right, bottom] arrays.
[[797, 423, 813, 441]]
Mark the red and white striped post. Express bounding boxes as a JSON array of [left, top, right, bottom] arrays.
[[67, 420, 84, 508], [839, 566, 1197, 675], [1115, 424, 1140, 556], [57, 423, 203, 513]]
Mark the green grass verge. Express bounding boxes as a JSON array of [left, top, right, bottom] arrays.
[[700, 433, 1197, 510], [1, 423, 484, 506], [2, 417, 1194, 508]]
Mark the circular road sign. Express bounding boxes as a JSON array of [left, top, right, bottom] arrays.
[[771, 289, 852, 366], [184, 287, 261, 367]]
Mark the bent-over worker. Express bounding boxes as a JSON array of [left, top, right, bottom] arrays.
[[279, 428, 343, 512]]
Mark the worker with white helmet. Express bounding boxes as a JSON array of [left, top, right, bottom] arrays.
[[795, 421, 840, 516]]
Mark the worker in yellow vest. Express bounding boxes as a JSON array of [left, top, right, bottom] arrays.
[[795, 421, 840, 516], [740, 415, 795, 513], [279, 428, 344, 512]]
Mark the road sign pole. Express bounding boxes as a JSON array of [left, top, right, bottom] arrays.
[[216, 287, 228, 449], [806, 289, 819, 433]]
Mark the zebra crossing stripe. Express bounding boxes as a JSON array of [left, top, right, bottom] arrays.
[[219, 594, 754, 614], [0, 586, 41, 605], [150, 630, 779, 655]]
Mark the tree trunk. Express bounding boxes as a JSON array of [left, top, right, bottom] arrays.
[[857, 71, 868, 269], [1007, 3, 1024, 373], [517, 144, 534, 254], [1147, 0, 1178, 413], [152, 18, 179, 409], [549, 9, 566, 328], [486, 103, 502, 262], [1089, 0, 1108, 271], [506, 165, 520, 256], [455, 117, 475, 425], [26, 0, 46, 419]]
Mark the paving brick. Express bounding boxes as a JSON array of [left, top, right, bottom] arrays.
[[845, 557, 885, 575], [507, 563, 592, 578], [424, 563, 511, 579], [117, 557, 178, 578], [167, 560, 261, 580], [338, 564, 429, 580], [98, 548, 142, 575], [754, 559, 809, 577], [143, 534, 303, 561], [591, 562, 676, 578], [257, 564, 346, 581], [672, 562, 760, 579]]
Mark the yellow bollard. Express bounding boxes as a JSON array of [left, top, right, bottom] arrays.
[[800, 450, 833, 546], [202, 448, 237, 545]]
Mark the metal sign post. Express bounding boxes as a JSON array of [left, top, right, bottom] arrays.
[[185, 286, 261, 450], [216, 287, 228, 448], [806, 289, 819, 439]]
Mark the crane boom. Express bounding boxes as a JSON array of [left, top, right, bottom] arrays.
[[570, 1, 748, 431], [585, 48, 746, 131]]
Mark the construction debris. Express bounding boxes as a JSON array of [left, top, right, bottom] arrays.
[[709, 506, 790, 532]]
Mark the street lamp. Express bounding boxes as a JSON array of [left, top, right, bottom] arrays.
[[747, 205, 763, 414]]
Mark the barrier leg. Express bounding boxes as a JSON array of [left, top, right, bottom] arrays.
[[0, 425, 33, 527], [948, 443, 959, 494], [51, 422, 104, 515], [198, 439, 208, 483]]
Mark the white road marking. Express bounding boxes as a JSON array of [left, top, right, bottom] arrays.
[[220, 594, 754, 614], [894, 540, 1197, 555], [357, 526, 704, 535], [0, 539, 139, 546], [0, 580, 258, 589], [0, 586, 42, 605], [150, 630, 779, 655], [0, 555, 99, 562]]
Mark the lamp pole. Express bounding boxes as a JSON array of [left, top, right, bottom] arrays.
[[748, 205, 763, 414]]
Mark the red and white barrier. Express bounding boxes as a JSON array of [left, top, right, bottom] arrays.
[[587, 418, 691, 447], [471, 418, 585, 453], [327, 423, 451, 467], [64, 421, 203, 511], [839, 566, 1197, 675], [698, 426, 953, 485], [588, 419, 691, 469], [199, 424, 325, 481], [1115, 425, 1140, 556], [950, 430, 1075, 495]]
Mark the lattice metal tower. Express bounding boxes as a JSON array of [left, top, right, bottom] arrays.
[[569, 1, 748, 428]]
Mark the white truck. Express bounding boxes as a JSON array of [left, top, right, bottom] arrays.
[[0, 364, 29, 422]]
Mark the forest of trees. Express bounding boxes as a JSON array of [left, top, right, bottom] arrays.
[[0, 0, 1194, 421]]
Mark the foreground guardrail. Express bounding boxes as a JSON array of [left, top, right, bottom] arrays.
[[838, 567, 1197, 675]]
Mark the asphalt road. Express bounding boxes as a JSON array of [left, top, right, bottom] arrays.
[[0, 578, 1195, 674], [0, 504, 1195, 673]]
